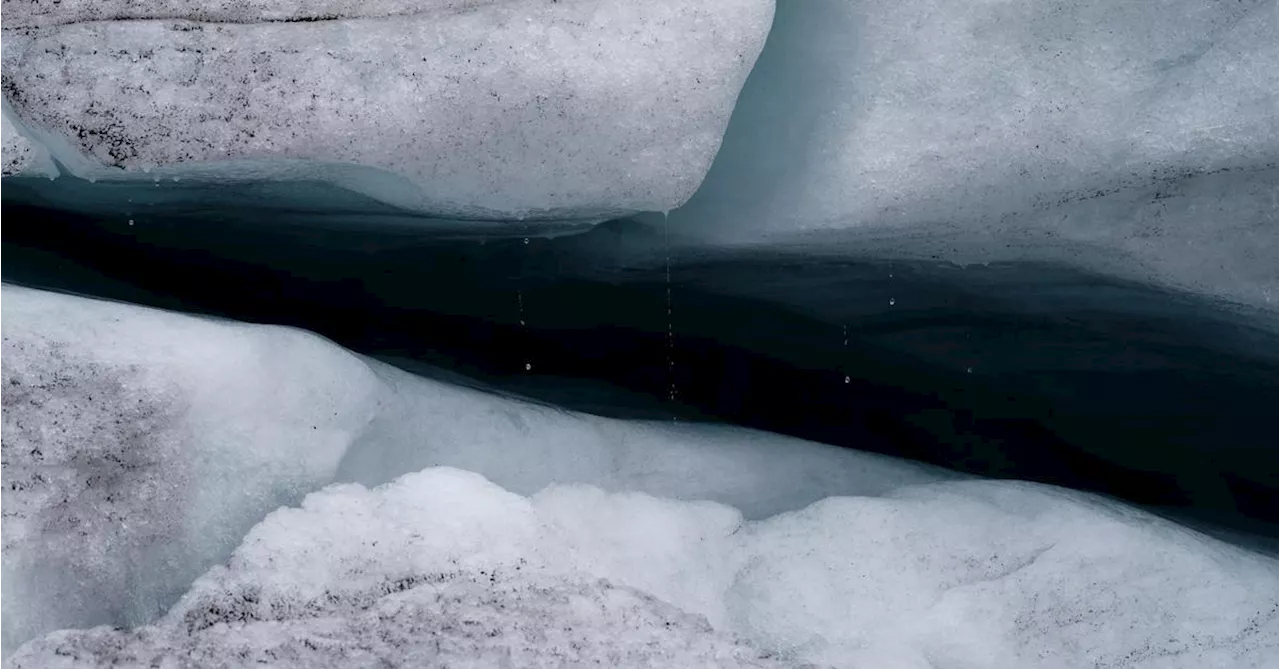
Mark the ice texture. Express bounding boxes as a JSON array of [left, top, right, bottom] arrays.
[[672, 0, 1278, 307], [0, 0, 773, 219], [0, 285, 946, 653], [11, 467, 1277, 668], [1, 109, 38, 176], [3, 0, 490, 26]]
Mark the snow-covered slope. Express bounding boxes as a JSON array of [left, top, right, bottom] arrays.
[[11, 466, 1277, 668], [0, 0, 773, 219]]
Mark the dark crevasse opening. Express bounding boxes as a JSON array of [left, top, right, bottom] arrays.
[[3, 175, 1275, 552]]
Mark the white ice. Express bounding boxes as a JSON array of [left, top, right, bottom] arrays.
[[10, 466, 1277, 668], [0, 0, 773, 220], [670, 0, 1278, 308], [0, 285, 945, 653]]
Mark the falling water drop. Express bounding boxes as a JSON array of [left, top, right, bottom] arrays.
[[663, 210, 676, 418], [524, 362, 532, 372], [127, 219, 135, 226], [888, 297, 896, 306]]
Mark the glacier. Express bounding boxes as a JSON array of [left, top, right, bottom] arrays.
[[1, 0, 1277, 665]]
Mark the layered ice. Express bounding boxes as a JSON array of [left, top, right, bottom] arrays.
[[0, 285, 947, 653], [671, 0, 1278, 308], [11, 467, 1277, 668], [0, 0, 773, 219]]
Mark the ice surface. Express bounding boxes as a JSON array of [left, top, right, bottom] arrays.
[[341, 358, 951, 521], [0, 285, 946, 653], [671, 0, 1278, 307], [0, 0, 773, 219], [11, 467, 1276, 668], [1, 286, 386, 652]]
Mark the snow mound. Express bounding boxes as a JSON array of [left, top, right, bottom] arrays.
[[11, 467, 1276, 668], [0, 0, 773, 220], [8, 469, 798, 669]]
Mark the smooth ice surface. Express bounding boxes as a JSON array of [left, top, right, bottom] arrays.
[[670, 0, 1278, 307], [0, 0, 773, 219], [0, 285, 947, 653], [12, 467, 1277, 668]]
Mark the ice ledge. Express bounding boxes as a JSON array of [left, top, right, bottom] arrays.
[[0, 0, 774, 220]]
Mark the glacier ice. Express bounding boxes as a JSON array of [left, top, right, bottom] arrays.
[[670, 0, 1278, 308], [0, 0, 773, 220], [0, 284, 948, 653], [10, 466, 1276, 668]]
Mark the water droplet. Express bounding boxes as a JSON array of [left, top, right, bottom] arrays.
[[523, 237, 530, 245], [844, 375, 851, 384], [127, 219, 134, 226], [524, 362, 532, 372], [966, 366, 973, 374], [888, 297, 896, 306]]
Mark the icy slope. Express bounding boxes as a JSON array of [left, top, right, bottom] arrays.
[[0, 284, 944, 653], [670, 0, 1278, 308], [0, 0, 772, 219], [11, 467, 1277, 668]]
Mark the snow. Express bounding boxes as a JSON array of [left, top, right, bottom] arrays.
[[11, 467, 1276, 668], [671, 0, 1278, 308], [0, 0, 773, 220], [0, 285, 946, 653]]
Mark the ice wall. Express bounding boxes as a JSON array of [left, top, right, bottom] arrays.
[[0, 0, 773, 219], [671, 0, 1279, 308]]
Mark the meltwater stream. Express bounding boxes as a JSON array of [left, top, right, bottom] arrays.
[[2, 179, 1276, 550]]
